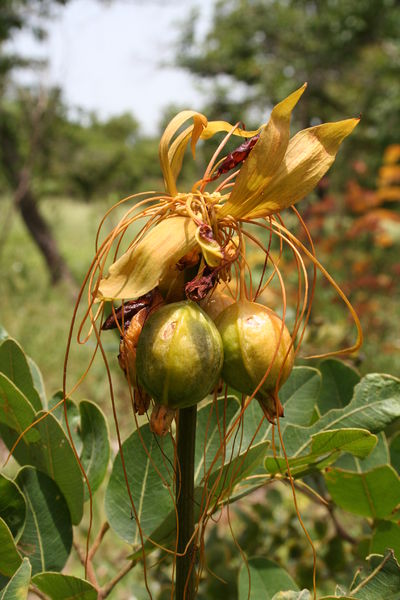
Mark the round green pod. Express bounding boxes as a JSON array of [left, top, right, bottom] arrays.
[[136, 301, 224, 409], [216, 300, 294, 399]]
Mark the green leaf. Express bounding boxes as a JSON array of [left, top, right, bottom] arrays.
[[105, 423, 175, 545], [27, 357, 46, 409], [49, 396, 110, 499], [0, 374, 39, 444], [0, 326, 8, 343], [265, 428, 377, 477], [0, 339, 42, 412], [350, 550, 400, 598], [281, 374, 400, 457], [317, 359, 360, 415], [234, 366, 321, 450], [390, 432, 400, 474], [0, 476, 26, 540], [335, 432, 389, 472], [371, 521, 400, 560], [324, 465, 400, 519], [48, 393, 81, 451], [15, 467, 72, 575], [238, 557, 298, 600], [279, 367, 321, 426], [78, 401, 110, 499], [2, 411, 83, 525], [0, 557, 31, 600], [0, 518, 22, 578], [194, 395, 244, 484], [32, 573, 97, 600], [272, 592, 311, 600]]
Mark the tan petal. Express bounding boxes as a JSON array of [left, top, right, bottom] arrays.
[[220, 84, 307, 218], [159, 111, 207, 196], [243, 118, 360, 219], [97, 217, 198, 300]]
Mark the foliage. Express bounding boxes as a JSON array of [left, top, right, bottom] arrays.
[[0, 331, 399, 598], [177, 0, 400, 180]]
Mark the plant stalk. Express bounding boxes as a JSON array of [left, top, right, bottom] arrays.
[[176, 404, 197, 600]]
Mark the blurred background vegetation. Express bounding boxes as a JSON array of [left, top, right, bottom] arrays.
[[1, 0, 400, 597]]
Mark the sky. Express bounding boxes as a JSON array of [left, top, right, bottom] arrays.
[[12, 0, 215, 133]]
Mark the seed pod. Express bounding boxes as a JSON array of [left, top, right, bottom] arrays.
[[216, 300, 294, 421], [136, 301, 224, 409], [200, 290, 235, 321]]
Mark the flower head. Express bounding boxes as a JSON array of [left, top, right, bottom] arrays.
[[95, 84, 359, 308]]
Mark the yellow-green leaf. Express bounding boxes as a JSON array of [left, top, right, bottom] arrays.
[[245, 118, 359, 219], [221, 84, 307, 218], [97, 217, 198, 300]]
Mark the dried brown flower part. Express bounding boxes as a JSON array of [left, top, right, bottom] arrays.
[[150, 404, 176, 436], [133, 386, 151, 415], [257, 395, 284, 424]]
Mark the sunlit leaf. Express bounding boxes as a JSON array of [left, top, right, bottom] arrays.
[[0, 339, 42, 411], [32, 573, 97, 600], [0, 557, 31, 600], [349, 550, 400, 598], [15, 467, 72, 575], [371, 521, 400, 560], [324, 465, 400, 519], [265, 428, 376, 477], [0, 518, 22, 578], [317, 359, 360, 415], [1, 412, 84, 526], [238, 557, 298, 600], [281, 374, 400, 456]]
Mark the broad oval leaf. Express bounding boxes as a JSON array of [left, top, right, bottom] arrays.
[[49, 397, 110, 500], [105, 423, 175, 545], [281, 374, 400, 457], [0, 475, 26, 540], [0, 518, 22, 578], [280, 366, 321, 427], [79, 400, 110, 499], [0, 374, 38, 444], [317, 359, 360, 415], [324, 465, 400, 519], [349, 551, 400, 598], [0, 557, 31, 600], [2, 412, 84, 525], [15, 467, 72, 575], [32, 572, 97, 600], [238, 557, 298, 600], [334, 431, 389, 472], [272, 593, 311, 600], [371, 521, 400, 560], [390, 432, 400, 474], [27, 357, 46, 409], [265, 428, 377, 477], [0, 339, 41, 412]]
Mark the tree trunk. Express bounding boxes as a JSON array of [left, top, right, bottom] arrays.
[[0, 111, 76, 287], [18, 187, 75, 285]]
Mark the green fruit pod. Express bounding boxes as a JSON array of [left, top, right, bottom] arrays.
[[136, 301, 224, 409], [216, 300, 294, 401]]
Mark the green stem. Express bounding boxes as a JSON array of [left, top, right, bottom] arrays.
[[176, 404, 197, 600]]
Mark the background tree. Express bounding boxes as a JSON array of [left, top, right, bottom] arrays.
[[0, 0, 75, 285], [178, 0, 400, 182]]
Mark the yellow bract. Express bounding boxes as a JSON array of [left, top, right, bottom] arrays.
[[232, 118, 360, 219], [97, 217, 197, 300]]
